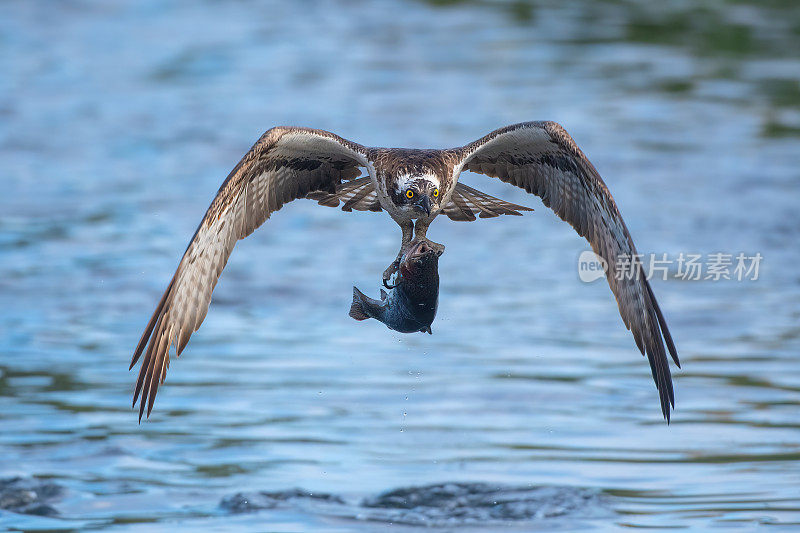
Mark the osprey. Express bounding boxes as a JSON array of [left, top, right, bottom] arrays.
[[130, 121, 680, 422]]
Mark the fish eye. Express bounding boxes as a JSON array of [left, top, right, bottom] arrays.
[[433, 188, 439, 198], [405, 189, 414, 199]]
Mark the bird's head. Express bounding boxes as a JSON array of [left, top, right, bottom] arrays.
[[393, 174, 441, 217]]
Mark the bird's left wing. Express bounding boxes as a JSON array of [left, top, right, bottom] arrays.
[[441, 182, 533, 221], [130, 126, 371, 420], [449, 121, 680, 420]]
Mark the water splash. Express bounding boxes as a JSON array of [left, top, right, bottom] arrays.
[[0, 477, 63, 517], [221, 482, 607, 527]]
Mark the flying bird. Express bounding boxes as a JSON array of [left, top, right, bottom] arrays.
[[130, 121, 680, 422]]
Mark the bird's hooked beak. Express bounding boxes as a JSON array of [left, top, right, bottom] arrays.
[[416, 194, 432, 216]]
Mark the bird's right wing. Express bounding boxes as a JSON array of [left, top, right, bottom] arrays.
[[306, 176, 383, 212], [130, 126, 371, 420]]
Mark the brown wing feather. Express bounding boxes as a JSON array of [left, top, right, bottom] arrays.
[[305, 176, 383, 213], [451, 121, 680, 421], [130, 127, 370, 421], [442, 182, 533, 221]]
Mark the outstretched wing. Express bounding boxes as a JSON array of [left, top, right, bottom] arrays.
[[130, 127, 371, 420], [305, 176, 382, 212], [451, 121, 680, 420], [441, 182, 533, 221]]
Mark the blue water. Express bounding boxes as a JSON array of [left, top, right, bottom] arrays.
[[1, 0, 800, 530]]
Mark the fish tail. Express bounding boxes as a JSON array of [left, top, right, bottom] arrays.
[[349, 287, 371, 321]]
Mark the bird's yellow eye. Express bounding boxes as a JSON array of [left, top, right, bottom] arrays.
[[405, 189, 414, 199], [433, 188, 439, 198]]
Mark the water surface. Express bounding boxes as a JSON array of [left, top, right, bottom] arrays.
[[1, 0, 799, 530]]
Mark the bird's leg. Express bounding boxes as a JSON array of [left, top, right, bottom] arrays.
[[412, 220, 445, 257], [383, 222, 414, 289]]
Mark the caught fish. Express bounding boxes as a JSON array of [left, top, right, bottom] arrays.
[[349, 239, 443, 334]]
